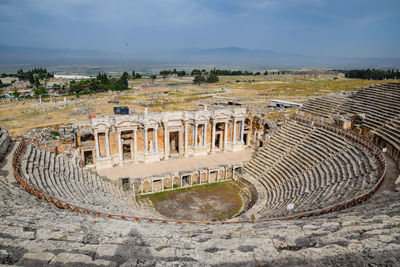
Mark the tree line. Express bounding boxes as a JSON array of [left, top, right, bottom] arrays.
[[16, 68, 54, 84], [60, 71, 131, 95], [159, 69, 186, 77], [339, 69, 400, 80], [192, 68, 219, 83], [191, 69, 268, 76]]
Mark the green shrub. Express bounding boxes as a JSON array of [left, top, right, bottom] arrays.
[[50, 130, 60, 136]]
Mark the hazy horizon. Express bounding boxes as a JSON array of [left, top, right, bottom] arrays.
[[0, 0, 399, 60]]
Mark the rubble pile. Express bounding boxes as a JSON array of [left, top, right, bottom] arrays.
[[70, 107, 93, 116]]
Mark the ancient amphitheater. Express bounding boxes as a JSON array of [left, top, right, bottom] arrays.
[[1, 83, 400, 266]]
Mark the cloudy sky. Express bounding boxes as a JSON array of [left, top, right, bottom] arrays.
[[0, 0, 399, 57]]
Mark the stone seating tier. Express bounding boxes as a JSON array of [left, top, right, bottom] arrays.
[[22, 145, 142, 216], [244, 116, 384, 218]]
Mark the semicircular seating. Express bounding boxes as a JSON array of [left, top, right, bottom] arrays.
[[244, 115, 385, 219], [300, 83, 400, 162], [19, 144, 148, 217]]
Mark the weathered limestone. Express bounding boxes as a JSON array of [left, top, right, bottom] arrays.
[[135, 164, 235, 195], [0, 127, 11, 162], [300, 82, 400, 164], [21, 144, 145, 216], [73, 107, 250, 169], [1, 172, 400, 266], [243, 116, 386, 219], [395, 175, 400, 191], [2, 80, 400, 265]]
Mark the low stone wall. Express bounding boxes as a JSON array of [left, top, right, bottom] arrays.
[[126, 164, 243, 195], [0, 127, 11, 162]]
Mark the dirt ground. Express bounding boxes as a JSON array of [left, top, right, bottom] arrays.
[[141, 182, 243, 221], [1, 76, 391, 138], [98, 150, 252, 180]]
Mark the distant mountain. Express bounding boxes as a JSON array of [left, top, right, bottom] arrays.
[[143, 46, 296, 65], [0, 44, 399, 69], [0, 44, 125, 64]]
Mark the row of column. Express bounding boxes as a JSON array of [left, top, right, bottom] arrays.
[[94, 128, 139, 164], [93, 118, 245, 162], [143, 126, 158, 153], [230, 119, 245, 145], [193, 122, 207, 148]]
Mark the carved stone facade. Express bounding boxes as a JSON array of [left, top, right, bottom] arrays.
[[72, 107, 266, 170]]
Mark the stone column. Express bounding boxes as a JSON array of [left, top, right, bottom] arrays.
[[237, 121, 241, 143], [163, 123, 169, 160], [233, 119, 237, 144], [154, 126, 158, 152], [133, 128, 138, 163], [179, 130, 183, 156], [194, 123, 198, 148], [143, 127, 147, 153], [130, 142, 134, 161], [184, 121, 189, 157], [105, 131, 110, 157], [240, 120, 245, 143], [203, 123, 207, 147], [211, 120, 216, 153], [94, 131, 100, 158], [224, 121, 228, 151], [118, 131, 123, 165]]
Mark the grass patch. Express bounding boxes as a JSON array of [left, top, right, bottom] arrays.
[[139, 181, 242, 221]]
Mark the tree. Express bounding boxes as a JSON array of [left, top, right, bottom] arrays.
[[28, 72, 35, 84], [89, 79, 104, 92], [160, 70, 172, 76], [132, 70, 136, 77], [263, 70, 268, 75], [33, 86, 48, 98], [122, 72, 129, 80], [177, 70, 186, 77], [117, 72, 129, 90], [34, 76, 41, 87], [97, 73, 108, 84], [53, 84, 61, 91], [193, 75, 205, 83], [191, 69, 201, 76], [12, 89, 20, 98], [206, 73, 219, 83]]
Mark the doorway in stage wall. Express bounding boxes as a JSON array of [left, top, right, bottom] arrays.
[[182, 175, 190, 186], [123, 144, 132, 161], [243, 133, 248, 145], [215, 133, 222, 150], [169, 131, 179, 155], [83, 150, 94, 166]]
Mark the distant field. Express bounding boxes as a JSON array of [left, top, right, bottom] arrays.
[[0, 75, 396, 137]]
